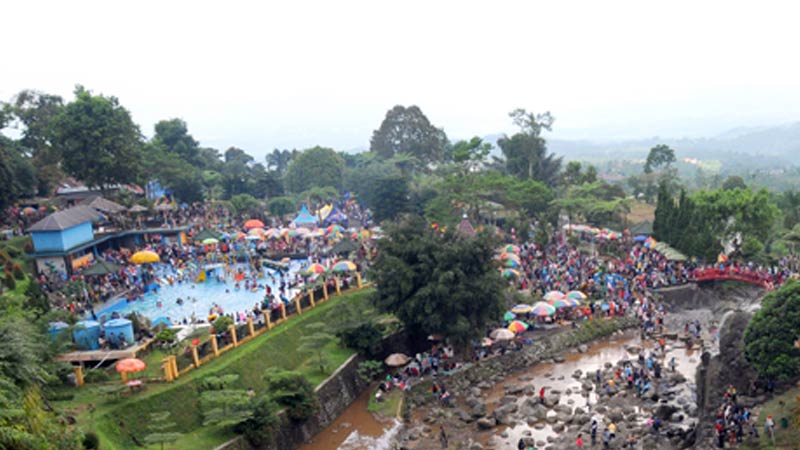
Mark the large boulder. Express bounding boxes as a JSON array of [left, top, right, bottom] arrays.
[[476, 417, 496, 429]]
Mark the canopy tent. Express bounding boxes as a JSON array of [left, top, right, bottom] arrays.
[[128, 204, 148, 213], [292, 205, 319, 227], [194, 229, 221, 242], [322, 205, 348, 226], [82, 260, 122, 276]]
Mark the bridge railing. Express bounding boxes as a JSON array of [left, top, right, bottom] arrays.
[[691, 268, 771, 288]]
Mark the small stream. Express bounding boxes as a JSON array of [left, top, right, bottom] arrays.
[[301, 331, 701, 449]]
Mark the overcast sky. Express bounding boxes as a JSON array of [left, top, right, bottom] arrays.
[[4, 1, 800, 157]]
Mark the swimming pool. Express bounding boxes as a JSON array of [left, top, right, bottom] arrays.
[[96, 260, 307, 325]]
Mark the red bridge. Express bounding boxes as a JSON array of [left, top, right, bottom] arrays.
[[692, 268, 774, 289]]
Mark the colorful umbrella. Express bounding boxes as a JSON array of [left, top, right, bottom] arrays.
[[295, 227, 312, 236], [543, 290, 566, 302], [245, 235, 261, 241], [331, 260, 357, 272], [503, 311, 517, 321], [384, 353, 410, 367], [566, 290, 587, 301], [507, 320, 529, 333], [503, 259, 520, 268], [501, 268, 520, 278], [22, 206, 37, 215], [235, 231, 246, 240], [202, 238, 219, 245], [490, 328, 515, 341], [115, 358, 146, 373], [326, 224, 345, 235], [531, 301, 556, 316], [500, 252, 521, 262], [247, 228, 264, 236], [304, 263, 328, 275], [510, 304, 532, 314], [264, 228, 279, 238], [130, 250, 160, 264], [504, 244, 521, 254], [244, 219, 265, 230], [548, 298, 573, 309]]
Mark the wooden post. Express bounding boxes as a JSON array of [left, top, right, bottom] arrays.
[[229, 324, 238, 347], [295, 297, 302, 315], [247, 317, 255, 337], [264, 310, 272, 330], [121, 371, 128, 383], [74, 365, 84, 387], [336, 277, 341, 295], [308, 289, 315, 307], [323, 282, 329, 300], [162, 358, 173, 382], [211, 334, 219, 357], [192, 346, 200, 368], [356, 272, 362, 288], [280, 304, 287, 321], [171, 355, 179, 379]]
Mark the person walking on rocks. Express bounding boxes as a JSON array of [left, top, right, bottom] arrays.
[[439, 425, 448, 449], [576, 433, 583, 448], [540, 386, 546, 404], [765, 415, 775, 444], [591, 418, 598, 446]]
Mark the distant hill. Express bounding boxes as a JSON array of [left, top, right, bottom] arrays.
[[481, 122, 800, 170]]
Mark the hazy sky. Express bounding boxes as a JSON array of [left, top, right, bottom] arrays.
[[4, 1, 800, 157]]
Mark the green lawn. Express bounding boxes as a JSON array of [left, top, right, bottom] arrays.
[[367, 387, 403, 419], [743, 387, 800, 450], [55, 288, 377, 450]]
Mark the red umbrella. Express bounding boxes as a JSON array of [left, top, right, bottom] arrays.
[[244, 219, 265, 230]]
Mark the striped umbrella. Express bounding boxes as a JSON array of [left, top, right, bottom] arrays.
[[295, 227, 312, 236], [499, 252, 521, 262], [531, 301, 556, 317], [326, 224, 345, 235], [507, 320, 529, 333], [543, 290, 566, 302], [566, 290, 587, 301], [304, 263, 328, 276], [503, 259, 520, 268], [548, 298, 573, 309], [504, 244, 521, 254], [501, 268, 520, 278], [503, 311, 517, 321], [510, 304, 532, 314], [331, 260, 357, 272]]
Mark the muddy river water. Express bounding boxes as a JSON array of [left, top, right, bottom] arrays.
[[301, 331, 700, 449]]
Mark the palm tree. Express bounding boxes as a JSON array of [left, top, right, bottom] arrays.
[[266, 149, 294, 176]]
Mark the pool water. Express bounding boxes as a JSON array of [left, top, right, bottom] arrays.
[[96, 260, 307, 325]]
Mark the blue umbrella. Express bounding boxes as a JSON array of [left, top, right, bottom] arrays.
[[633, 235, 648, 242]]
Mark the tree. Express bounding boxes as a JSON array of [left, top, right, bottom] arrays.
[[722, 175, 747, 191], [744, 280, 800, 380], [370, 105, 449, 166], [267, 197, 296, 217], [143, 412, 182, 450], [497, 109, 562, 186], [644, 144, 676, 174], [52, 86, 142, 189], [199, 374, 254, 427], [371, 216, 505, 352], [262, 368, 318, 421], [266, 149, 295, 176], [153, 118, 200, 164], [297, 323, 334, 374], [228, 193, 261, 216], [284, 146, 344, 194], [372, 176, 410, 223], [452, 137, 491, 174]]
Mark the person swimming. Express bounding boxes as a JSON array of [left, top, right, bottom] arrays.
[[176, 297, 184, 306]]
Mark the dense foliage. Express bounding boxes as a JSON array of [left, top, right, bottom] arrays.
[[744, 280, 800, 380], [371, 215, 505, 351]]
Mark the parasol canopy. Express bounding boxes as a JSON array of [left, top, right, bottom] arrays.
[[566, 290, 587, 301], [331, 260, 357, 272], [531, 301, 556, 316], [490, 328, 515, 341], [501, 268, 520, 278], [384, 353, 410, 367], [503, 311, 517, 321], [543, 290, 566, 302], [115, 358, 146, 373], [507, 320, 529, 333], [548, 298, 573, 309], [202, 238, 219, 245], [244, 219, 265, 230], [510, 304, 532, 314], [130, 250, 160, 264], [304, 263, 328, 276]]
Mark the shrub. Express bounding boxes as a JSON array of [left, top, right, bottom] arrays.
[[84, 370, 111, 384], [237, 397, 281, 447], [263, 368, 318, 421], [744, 280, 800, 380], [212, 315, 234, 334], [4, 271, 16, 290], [12, 263, 24, 280], [155, 328, 177, 344], [82, 431, 100, 449], [338, 323, 383, 358]]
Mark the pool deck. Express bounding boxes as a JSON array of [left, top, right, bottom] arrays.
[[56, 338, 154, 363]]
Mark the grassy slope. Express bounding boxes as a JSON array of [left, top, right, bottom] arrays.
[[743, 386, 800, 450], [58, 288, 375, 450]]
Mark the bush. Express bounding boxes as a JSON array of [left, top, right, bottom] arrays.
[[237, 397, 281, 447], [212, 315, 234, 334], [84, 370, 111, 384], [4, 271, 16, 290], [198, 374, 239, 392], [263, 368, 318, 421], [12, 263, 24, 280], [744, 280, 800, 380], [338, 323, 383, 358], [82, 431, 100, 449], [155, 328, 177, 344]]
